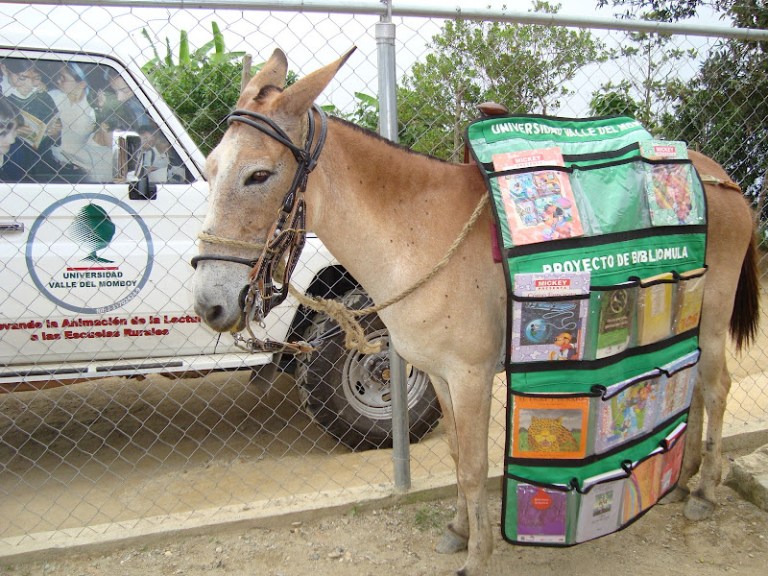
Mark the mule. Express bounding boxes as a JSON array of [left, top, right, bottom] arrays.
[[191, 48, 760, 575]]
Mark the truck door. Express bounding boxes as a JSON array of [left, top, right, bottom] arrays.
[[0, 49, 229, 379]]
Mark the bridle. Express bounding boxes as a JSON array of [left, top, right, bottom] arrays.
[[191, 104, 328, 353]]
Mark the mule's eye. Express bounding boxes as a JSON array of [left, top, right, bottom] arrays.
[[246, 170, 272, 185]]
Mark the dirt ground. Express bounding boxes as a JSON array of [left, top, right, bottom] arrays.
[[3, 447, 768, 576]]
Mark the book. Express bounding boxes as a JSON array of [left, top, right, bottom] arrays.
[[621, 454, 663, 523], [660, 427, 687, 494], [636, 272, 675, 346], [657, 354, 698, 421], [594, 376, 661, 454], [511, 271, 591, 362], [575, 471, 626, 542], [514, 483, 573, 544], [593, 282, 637, 359], [639, 140, 701, 226], [674, 267, 707, 334], [511, 395, 591, 459], [18, 110, 49, 149], [492, 147, 583, 246]]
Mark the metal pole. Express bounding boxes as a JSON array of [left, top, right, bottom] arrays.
[[376, 1, 410, 492]]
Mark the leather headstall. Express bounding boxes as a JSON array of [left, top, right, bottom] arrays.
[[191, 104, 327, 353]]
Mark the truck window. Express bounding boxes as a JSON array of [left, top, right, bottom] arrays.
[[0, 56, 192, 185]]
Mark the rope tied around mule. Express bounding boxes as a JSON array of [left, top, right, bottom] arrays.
[[198, 193, 489, 354]]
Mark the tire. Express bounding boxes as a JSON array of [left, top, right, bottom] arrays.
[[294, 289, 442, 451]]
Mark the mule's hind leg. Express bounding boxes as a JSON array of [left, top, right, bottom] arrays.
[[686, 356, 732, 520], [661, 382, 703, 504]]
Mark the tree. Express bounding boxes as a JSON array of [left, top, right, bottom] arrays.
[[142, 23, 298, 156], [396, 1, 606, 161], [602, 1, 767, 222]]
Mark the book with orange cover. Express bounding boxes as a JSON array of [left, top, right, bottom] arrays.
[[510, 395, 591, 459], [621, 454, 663, 523], [492, 147, 583, 246]]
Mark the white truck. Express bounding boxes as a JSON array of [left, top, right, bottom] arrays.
[[0, 32, 440, 450]]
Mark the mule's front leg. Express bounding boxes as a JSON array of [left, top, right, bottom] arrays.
[[430, 375, 471, 555]]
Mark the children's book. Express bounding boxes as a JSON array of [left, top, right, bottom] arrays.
[[621, 454, 663, 523], [674, 267, 707, 334], [575, 470, 626, 543], [657, 366, 697, 422], [593, 282, 637, 359], [492, 147, 583, 246], [511, 395, 591, 459], [660, 427, 687, 494], [511, 271, 590, 362], [636, 272, 675, 346], [515, 483, 573, 544], [639, 140, 701, 226], [594, 376, 661, 454]]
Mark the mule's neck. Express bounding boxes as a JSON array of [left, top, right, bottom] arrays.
[[306, 118, 488, 304]]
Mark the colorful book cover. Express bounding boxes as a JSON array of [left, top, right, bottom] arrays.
[[511, 395, 591, 459], [639, 140, 700, 226], [492, 147, 583, 246], [515, 483, 572, 544], [636, 272, 675, 346], [621, 455, 663, 523], [595, 377, 661, 454], [660, 429, 686, 493], [593, 283, 637, 359], [575, 473, 626, 543], [511, 271, 590, 362], [674, 268, 707, 334]]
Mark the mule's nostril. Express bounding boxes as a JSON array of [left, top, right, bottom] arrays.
[[204, 305, 225, 324]]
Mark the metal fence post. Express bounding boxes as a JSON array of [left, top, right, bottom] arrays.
[[376, 1, 411, 492]]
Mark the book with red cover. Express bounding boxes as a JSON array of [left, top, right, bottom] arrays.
[[492, 147, 583, 246]]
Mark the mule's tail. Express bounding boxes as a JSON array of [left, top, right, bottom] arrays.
[[731, 232, 761, 352]]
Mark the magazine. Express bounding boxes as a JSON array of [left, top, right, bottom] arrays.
[[511, 271, 591, 362], [492, 147, 583, 246]]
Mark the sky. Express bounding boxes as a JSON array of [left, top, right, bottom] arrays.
[[0, 0, 730, 116]]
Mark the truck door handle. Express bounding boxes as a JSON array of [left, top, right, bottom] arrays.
[[0, 221, 24, 233]]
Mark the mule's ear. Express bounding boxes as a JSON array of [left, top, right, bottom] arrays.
[[278, 47, 356, 117], [237, 48, 289, 107]]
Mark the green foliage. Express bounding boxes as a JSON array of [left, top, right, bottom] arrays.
[[396, 1, 606, 160], [590, 90, 641, 118]]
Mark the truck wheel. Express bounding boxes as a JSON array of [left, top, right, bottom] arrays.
[[295, 289, 442, 451]]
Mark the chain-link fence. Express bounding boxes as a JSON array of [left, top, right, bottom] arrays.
[[1, 0, 767, 556]]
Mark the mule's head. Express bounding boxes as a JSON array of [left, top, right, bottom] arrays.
[[192, 48, 353, 334]]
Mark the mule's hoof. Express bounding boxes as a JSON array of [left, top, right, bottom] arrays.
[[684, 494, 716, 521], [659, 486, 689, 505], [436, 526, 468, 554]]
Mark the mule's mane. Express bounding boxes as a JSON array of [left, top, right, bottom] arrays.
[[327, 115, 453, 165]]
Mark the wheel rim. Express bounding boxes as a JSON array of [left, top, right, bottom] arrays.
[[340, 328, 431, 420]]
